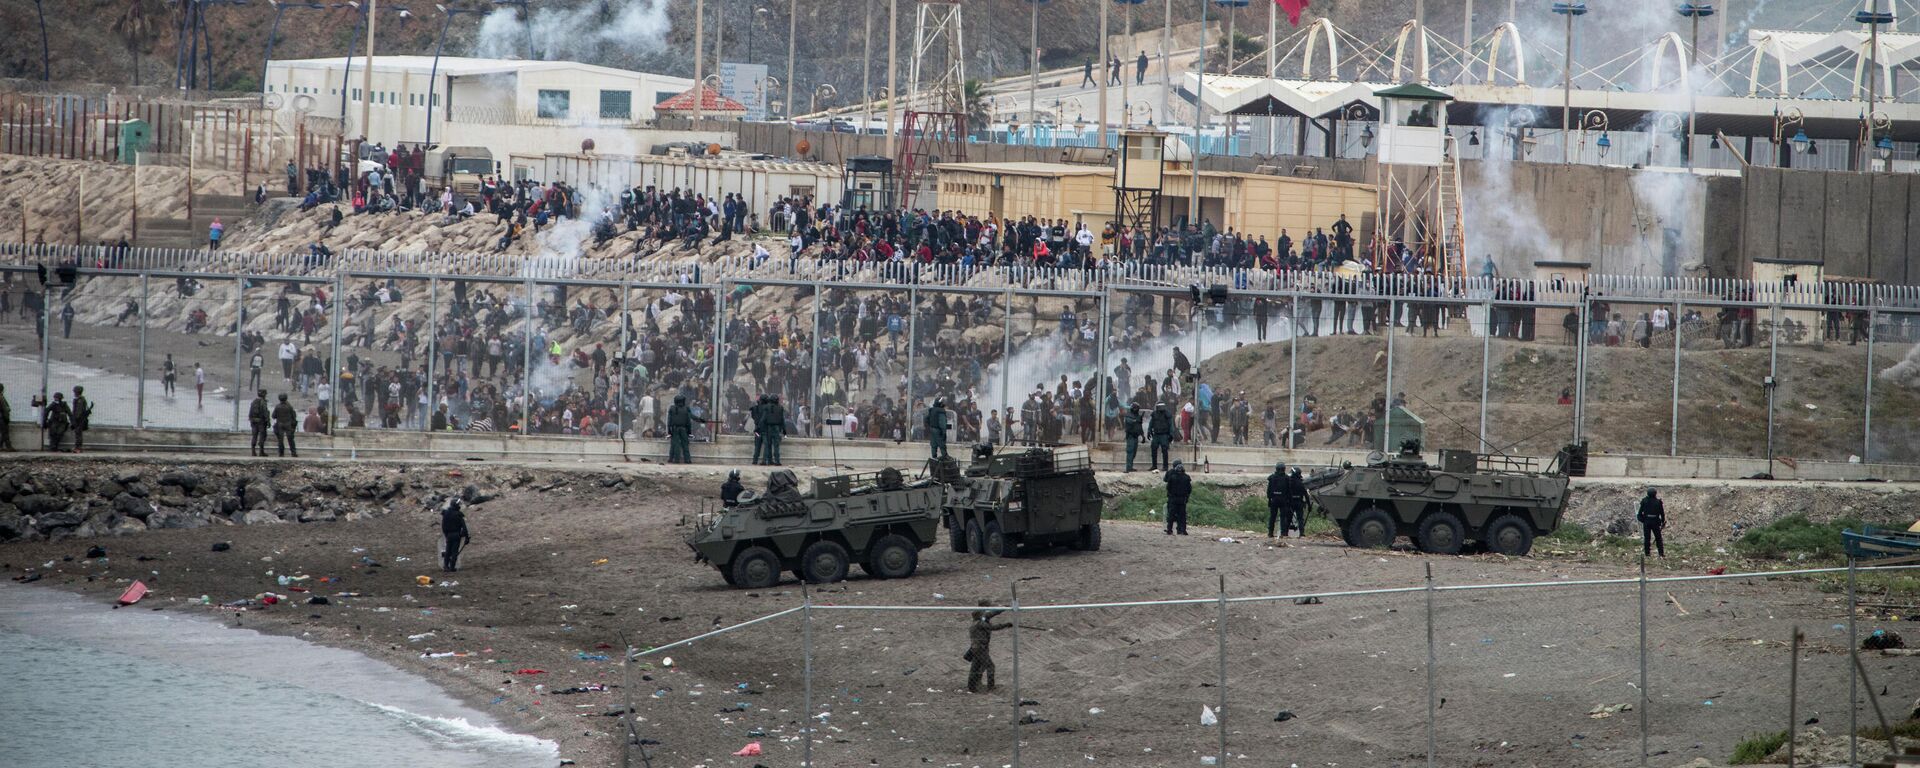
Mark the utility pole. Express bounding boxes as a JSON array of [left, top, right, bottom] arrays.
[[694, 0, 706, 121], [362, 0, 376, 143], [886, 0, 899, 157], [1099, 0, 1109, 147], [862, 0, 874, 131], [786, 0, 797, 119], [1161, 0, 1171, 126]]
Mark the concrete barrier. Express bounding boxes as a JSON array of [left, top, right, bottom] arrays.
[[12, 422, 1919, 483]]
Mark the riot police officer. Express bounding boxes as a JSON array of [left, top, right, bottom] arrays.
[[720, 470, 744, 507], [760, 394, 786, 466], [667, 394, 702, 463], [1122, 404, 1144, 472], [1266, 462, 1289, 538], [749, 394, 770, 465], [272, 394, 299, 457], [248, 389, 271, 456], [1163, 460, 1191, 535], [1147, 403, 1173, 471]]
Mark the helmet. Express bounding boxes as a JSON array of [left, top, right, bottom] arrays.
[[674, 395, 687, 404], [1171, 460, 1183, 469], [1275, 462, 1286, 471], [728, 470, 740, 480]]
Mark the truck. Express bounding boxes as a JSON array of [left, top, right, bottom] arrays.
[[1309, 440, 1587, 556], [686, 468, 944, 588], [934, 444, 1105, 558], [430, 146, 496, 195]]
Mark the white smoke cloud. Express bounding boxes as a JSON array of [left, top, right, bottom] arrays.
[[474, 1, 672, 61], [1879, 343, 1920, 390], [1463, 107, 1557, 275]]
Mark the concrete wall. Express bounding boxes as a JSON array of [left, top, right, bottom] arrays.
[[1737, 167, 1920, 281]]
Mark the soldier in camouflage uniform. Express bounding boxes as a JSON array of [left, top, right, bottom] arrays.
[[965, 599, 1013, 693]]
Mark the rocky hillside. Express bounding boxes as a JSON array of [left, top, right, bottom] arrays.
[[1, 1, 1841, 102]]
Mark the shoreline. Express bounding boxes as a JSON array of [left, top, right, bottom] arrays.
[[0, 580, 563, 768]]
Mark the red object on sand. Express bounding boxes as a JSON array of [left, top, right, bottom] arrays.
[[1706, 566, 1727, 575], [513, 669, 547, 675], [116, 580, 149, 606]]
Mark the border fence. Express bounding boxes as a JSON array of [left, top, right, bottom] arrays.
[[620, 561, 1920, 768], [5, 242, 1920, 467]]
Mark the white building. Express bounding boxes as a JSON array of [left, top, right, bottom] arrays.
[[264, 56, 731, 179]]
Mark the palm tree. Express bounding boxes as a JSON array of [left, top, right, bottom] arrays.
[[111, 0, 168, 86]]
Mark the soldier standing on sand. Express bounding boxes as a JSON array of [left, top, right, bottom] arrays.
[[925, 398, 950, 460], [42, 392, 72, 452], [249, 389, 271, 456], [273, 394, 299, 457], [667, 394, 702, 464], [1164, 459, 1191, 535], [70, 386, 91, 453], [1122, 404, 1143, 471], [966, 599, 1013, 693], [1285, 467, 1309, 536], [1148, 403, 1173, 471]]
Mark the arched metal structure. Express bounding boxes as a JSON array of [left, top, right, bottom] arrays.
[[1481, 22, 1529, 86], [1746, 34, 1794, 97], [1646, 31, 1692, 94], [1300, 17, 1342, 81], [1388, 20, 1434, 84]]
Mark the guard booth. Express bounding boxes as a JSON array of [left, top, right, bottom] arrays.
[[117, 119, 152, 164], [1112, 130, 1165, 242], [1372, 82, 1459, 273], [842, 155, 896, 211], [1374, 83, 1451, 166]]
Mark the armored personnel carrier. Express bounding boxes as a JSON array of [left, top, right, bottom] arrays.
[[1310, 440, 1587, 556], [687, 468, 944, 588], [934, 444, 1105, 557]]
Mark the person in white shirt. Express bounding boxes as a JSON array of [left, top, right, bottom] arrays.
[[1652, 306, 1670, 332], [279, 341, 299, 383]]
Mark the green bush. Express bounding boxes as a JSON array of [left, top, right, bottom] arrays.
[[1734, 515, 1867, 559], [1543, 521, 1593, 543], [1728, 730, 1789, 765]]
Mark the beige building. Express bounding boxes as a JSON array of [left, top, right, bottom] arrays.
[[931, 161, 1377, 240]]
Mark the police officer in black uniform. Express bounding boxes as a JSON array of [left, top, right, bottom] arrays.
[[1285, 466, 1309, 536], [667, 394, 701, 463], [749, 394, 769, 465], [1266, 462, 1289, 538], [249, 389, 272, 456], [1164, 459, 1192, 535], [1637, 488, 1666, 558], [720, 470, 744, 507], [1147, 403, 1173, 471], [1122, 404, 1143, 471], [440, 497, 471, 572]]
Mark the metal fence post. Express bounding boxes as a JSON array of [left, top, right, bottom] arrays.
[[1096, 291, 1111, 447], [1288, 294, 1299, 449], [1001, 286, 1013, 443], [424, 277, 438, 433], [327, 273, 344, 430], [905, 285, 918, 426], [136, 273, 148, 428], [802, 581, 815, 768], [1216, 574, 1229, 766], [1669, 298, 1683, 456], [1766, 301, 1781, 475], [1383, 298, 1397, 449], [1847, 556, 1858, 767], [1863, 310, 1876, 462], [711, 278, 729, 442], [618, 285, 631, 445], [1787, 625, 1801, 768], [1010, 581, 1022, 768], [1478, 297, 1492, 451], [231, 275, 245, 431], [1571, 292, 1589, 442], [1425, 561, 1437, 768], [808, 286, 821, 438], [520, 277, 534, 438], [1639, 556, 1650, 767]]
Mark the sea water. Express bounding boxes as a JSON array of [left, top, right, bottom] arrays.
[[0, 584, 558, 768]]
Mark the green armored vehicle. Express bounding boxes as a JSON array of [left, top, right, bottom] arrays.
[[1310, 440, 1587, 556], [934, 444, 1105, 557], [687, 468, 943, 588]]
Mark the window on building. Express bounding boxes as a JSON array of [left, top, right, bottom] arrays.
[[655, 91, 678, 105], [352, 88, 361, 101], [600, 90, 632, 120], [537, 89, 571, 119]]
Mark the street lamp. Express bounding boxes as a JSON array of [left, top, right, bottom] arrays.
[[1552, 2, 1588, 164], [426, 3, 488, 148], [1863, 111, 1894, 165], [1677, 3, 1713, 168], [1577, 108, 1608, 162], [811, 84, 838, 115], [263, 2, 330, 99], [1025, 0, 1052, 129], [337, 2, 416, 127]]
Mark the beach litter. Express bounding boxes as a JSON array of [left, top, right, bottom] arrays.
[[732, 742, 762, 757]]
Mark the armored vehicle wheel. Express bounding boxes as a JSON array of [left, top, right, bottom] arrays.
[[801, 540, 851, 583], [1416, 510, 1466, 555], [965, 519, 986, 554], [947, 514, 969, 552], [984, 522, 1019, 558], [1485, 514, 1535, 557], [730, 546, 782, 589], [1347, 507, 1397, 549], [1072, 523, 1102, 551], [865, 534, 919, 579]]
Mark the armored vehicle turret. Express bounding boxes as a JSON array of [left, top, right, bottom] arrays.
[[687, 468, 944, 588], [1310, 440, 1587, 556], [935, 444, 1105, 557]]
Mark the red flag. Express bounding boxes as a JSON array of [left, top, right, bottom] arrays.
[[1277, 0, 1309, 26]]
